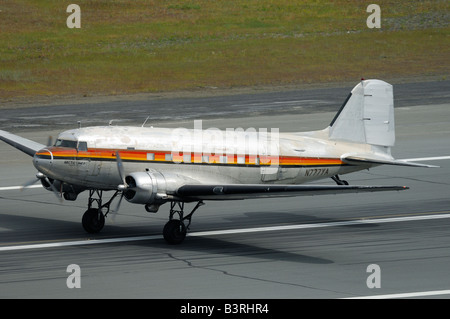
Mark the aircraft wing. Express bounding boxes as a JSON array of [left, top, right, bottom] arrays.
[[175, 184, 408, 201], [0, 130, 46, 157]]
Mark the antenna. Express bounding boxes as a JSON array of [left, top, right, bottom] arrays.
[[77, 121, 81, 129], [142, 116, 150, 127]]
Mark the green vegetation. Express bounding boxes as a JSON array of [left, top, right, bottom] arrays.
[[0, 0, 448, 99]]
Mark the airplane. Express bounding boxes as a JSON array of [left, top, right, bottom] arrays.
[[0, 79, 437, 244]]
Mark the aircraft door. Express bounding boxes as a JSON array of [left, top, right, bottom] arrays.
[[83, 142, 109, 181], [259, 136, 280, 182], [75, 140, 89, 180]]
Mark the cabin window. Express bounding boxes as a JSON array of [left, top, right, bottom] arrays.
[[219, 155, 227, 164], [237, 156, 245, 164], [55, 139, 77, 149], [183, 154, 191, 163], [77, 141, 88, 152], [165, 153, 172, 161], [147, 153, 155, 161]]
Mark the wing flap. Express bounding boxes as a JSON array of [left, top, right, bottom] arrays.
[[176, 184, 408, 201], [0, 130, 45, 157]]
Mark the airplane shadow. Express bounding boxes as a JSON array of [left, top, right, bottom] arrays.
[[0, 209, 381, 265], [129, 210, 381, 265], [0, 211, 339, 265]]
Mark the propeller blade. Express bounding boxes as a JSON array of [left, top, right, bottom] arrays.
[[20, 172, 63, 203], [116, 151, 127, 187], [110, 193, 124, 223], [21, 172, 47, 190], [21, 177, 39, 190], [111, 151, 128, 220], [47, 178, 64, 203]]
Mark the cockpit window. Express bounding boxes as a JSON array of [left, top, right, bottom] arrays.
[[55, 139, 77, 148]]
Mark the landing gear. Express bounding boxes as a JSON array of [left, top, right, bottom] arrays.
[[82, 189, 120, 234], [80, 189, 204, 244], [82, 208, 105, 233], [331, 175, 349, 186], [163, 201, 204, 244], [163, 220, 187, 245]]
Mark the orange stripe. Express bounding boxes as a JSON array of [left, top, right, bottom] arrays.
[[43, 147, 344, 166]]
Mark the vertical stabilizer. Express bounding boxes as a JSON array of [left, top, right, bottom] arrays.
[[329, 80, 395, 147]]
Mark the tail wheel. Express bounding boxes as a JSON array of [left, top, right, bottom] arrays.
[[82, 208, 105, 233], [163, 220, 187, 245]]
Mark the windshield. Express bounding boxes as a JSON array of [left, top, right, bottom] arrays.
[[55, 139, 77, 148]]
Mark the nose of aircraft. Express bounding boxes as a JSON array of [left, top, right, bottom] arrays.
[[33, 148, 53, 175]]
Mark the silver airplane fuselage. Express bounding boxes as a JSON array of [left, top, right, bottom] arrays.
[[33, 125, 372, 192]]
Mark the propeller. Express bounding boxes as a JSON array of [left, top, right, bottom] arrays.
[[109, 192, 124, 223], [116, 151, 127, 189], [108, 151, 128, 221], [20, 135, 62, 201], [45, 178, 64, 203], [21, 172, 63, 203], [21, 174, 42, 189]]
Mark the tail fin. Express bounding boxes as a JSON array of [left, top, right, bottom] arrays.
[[329, 79, 395, 147]]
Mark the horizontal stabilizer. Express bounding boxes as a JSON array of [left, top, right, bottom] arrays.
[[343, 156, 439, 168], [176, 184, 408, 201]]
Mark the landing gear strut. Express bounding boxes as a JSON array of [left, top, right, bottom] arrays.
[[331, 175, 349, 186], [163, 201, 204, 244], [82, 190, 120, 233]]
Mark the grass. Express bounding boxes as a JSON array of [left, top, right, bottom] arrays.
[[0, 0, 448, 99]]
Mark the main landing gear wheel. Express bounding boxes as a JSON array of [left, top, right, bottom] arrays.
[[81, 189, 121, 234], [82, 208, 105, 233], [162, 201, 204, 245], [163, 220, 187, 245]]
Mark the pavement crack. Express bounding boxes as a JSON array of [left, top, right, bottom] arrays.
[[167, 253, 347, 295]]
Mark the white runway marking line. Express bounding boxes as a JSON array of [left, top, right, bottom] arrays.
[[1, 213, 450, 252], [344, 289, 450, 299], [0, 185, 42, 191], [0, 235, 161, 252], [189, 213, 450, 237]]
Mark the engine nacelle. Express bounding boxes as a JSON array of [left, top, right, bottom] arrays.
[[123, 171, 185, 205]]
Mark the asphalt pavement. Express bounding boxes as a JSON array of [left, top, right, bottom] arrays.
[[0, 80, 449, 300]]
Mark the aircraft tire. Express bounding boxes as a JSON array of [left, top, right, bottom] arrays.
[[163, 220, 187, 244], [82, 208, 105, 233]]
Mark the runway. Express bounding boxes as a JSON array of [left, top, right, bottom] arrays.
[[0, 81, 449, 299]]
